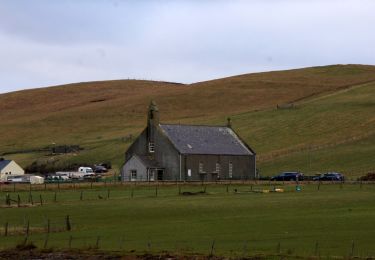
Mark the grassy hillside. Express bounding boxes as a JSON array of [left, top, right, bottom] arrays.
[[0, 64, 374, 177], [233, 81, 375, 177]]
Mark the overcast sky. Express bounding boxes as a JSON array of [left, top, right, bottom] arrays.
[[0, 0, 374, 93]]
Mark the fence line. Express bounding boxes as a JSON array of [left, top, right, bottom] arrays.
[[1, 180, 375, 193]]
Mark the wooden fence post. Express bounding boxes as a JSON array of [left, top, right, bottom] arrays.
[[66, 215, 71, 231], [314, 241, 319, 256], [68, 235, 72, 248], [95, 236, 101, 249], [350, 240, 355, 257], [6, 194, 11, 206], [47, 219, 50, 233], [209, 239, 215, 256], [44, 234, 49, 248], [4, 222, 8, 236], [25, 219, 30, 236]]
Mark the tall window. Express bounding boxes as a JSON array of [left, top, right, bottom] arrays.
[[199, 161, 204, 173], [130, 170, 137, 181], [228, 162, 233, 179], [216, 163, 221, 179], [148, 142, 155, 153], [215, 163, 220, 173]]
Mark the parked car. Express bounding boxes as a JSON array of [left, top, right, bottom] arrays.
[[94, 165, 108, 173], [313, 172, 344, 181], [271, 172, 304, 181]]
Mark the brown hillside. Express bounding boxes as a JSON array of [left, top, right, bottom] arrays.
[[1, 64, 375, 156]]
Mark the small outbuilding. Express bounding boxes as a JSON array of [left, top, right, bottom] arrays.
[[122, 102, 256, 182], [0, 158, 25, 181]]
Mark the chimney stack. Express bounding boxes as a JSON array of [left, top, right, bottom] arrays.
[[227, 117, 232, 128]]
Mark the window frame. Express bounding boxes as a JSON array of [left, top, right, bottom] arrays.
[[130, 170, 137, 181], [198, 161, 205, 173], [148, 142, 155, 153], [215, 162, 221, 173], [228, 162, 233, 179]]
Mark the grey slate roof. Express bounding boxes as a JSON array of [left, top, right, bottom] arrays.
[[136, 155, 162, 168], [0, 160, 11, 170], [159, 124, 253, 155]]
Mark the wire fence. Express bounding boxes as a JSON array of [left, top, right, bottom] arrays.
[[1, 179, 375, 193]]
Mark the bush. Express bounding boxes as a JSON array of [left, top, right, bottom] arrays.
[[359, 172, 375, 181], [25, 160, 112, 174]]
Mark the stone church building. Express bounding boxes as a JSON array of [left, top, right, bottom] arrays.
[[121, 102, 256, 181]]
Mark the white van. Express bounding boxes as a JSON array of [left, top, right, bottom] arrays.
[[78, 167, 94, 175]]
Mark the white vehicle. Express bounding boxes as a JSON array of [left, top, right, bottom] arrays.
[[78, 167, 94, 175], [56, 167, 95, 179], [30, 175, 44, 184], [7, 176, 25, 183]]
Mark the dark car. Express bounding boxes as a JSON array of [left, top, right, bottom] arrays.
[[313, 172, 344, 181], [271, 172, 304, 181], [94, 165, 108, 173]]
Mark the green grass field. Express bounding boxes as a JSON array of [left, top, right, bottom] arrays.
[[1, 183, 375, 258]]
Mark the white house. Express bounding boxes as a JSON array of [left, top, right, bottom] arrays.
[[0, 158, 25, 181]]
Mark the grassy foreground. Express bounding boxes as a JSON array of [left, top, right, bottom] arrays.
[[1, 183, 375, 258]]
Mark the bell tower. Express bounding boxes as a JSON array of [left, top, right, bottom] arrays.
[[147, 101, 159, 153], [147, 100, 159, 127]]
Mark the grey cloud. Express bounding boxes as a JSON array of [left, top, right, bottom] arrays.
[[0, 0, 375, 93]]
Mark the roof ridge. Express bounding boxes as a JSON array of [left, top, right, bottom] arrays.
[[160, 123, 228, 128]]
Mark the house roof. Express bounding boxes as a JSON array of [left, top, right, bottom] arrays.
[[135, 155, 162, 168], [0, 160, 12, 170], [159, 124, 254, 155]]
